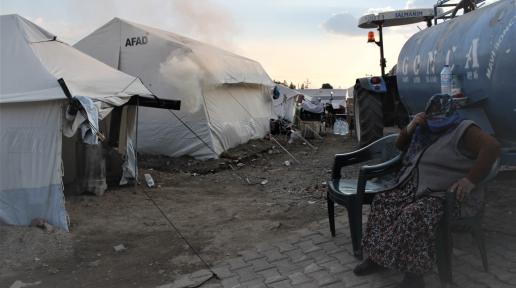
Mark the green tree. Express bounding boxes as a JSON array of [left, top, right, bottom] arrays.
[[289, 82, 296, 89], [321, 83, 333, 89]]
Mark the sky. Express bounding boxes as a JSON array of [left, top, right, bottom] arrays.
[[0, 0, 501, 89]]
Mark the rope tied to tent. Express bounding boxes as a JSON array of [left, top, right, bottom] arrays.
[[141, 188, 220, 282], [131, 85, 314, 281]]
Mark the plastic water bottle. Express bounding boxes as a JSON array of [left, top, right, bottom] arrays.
[[333, 119, 349, 135], [333, 119, 342, 135], [440, 65, 452, 95], [144, 173, 155, 188], [341, 120, 349, 135]]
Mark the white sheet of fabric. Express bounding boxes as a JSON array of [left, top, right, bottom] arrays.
[[63, 96, 100, 144], [331, 100, 346, 109], [302, 100, 324, 114], [120, 106, 138, 185], [272, 85, 298, 122], [76, 96, 99, 144], [75, 17, 275, 159], [0, 101, 69, 231], [63, 106, 86, 137]]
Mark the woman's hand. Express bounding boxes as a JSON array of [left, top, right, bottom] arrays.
[[407, 112, 426, 134], [449, 177, 476, 202]]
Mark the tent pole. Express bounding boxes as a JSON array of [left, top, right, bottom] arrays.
[[134, 96, 139, 186]]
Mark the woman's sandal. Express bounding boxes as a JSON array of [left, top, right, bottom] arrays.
[[352, 258, 385, 276]]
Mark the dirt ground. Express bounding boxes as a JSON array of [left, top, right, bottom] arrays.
[[1, 133, 361, 288], [2, 130, 515, 288]]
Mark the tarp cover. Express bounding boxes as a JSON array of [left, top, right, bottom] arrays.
[[272, 85, 298, 122], [75, 18, 275, 159], [0, 14, 153, 230]]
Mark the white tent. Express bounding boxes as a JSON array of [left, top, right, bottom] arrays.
[[75, 18, 275, 159], [0, 14, 152, 231], [272, 85, 299, 123]]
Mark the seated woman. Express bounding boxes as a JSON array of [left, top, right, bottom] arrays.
[[353, 94, 500, 287]]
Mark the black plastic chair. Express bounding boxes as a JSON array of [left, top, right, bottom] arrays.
[[328, 133, 499, 281], [436, 159, 499, 284], [327, 134, 402, 259]]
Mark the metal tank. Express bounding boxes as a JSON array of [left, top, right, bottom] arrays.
[[396, 0, 516, 146]]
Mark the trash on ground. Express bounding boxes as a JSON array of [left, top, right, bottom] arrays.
[[266, 221, 282, 230], [30, 218, 54, 232], [157, 269, 213, 288], [284, 160, 291, 166], [87, 260, 100, 267], [288, 130, 303, 144], [113, 244, 127, 252], [9, 280, 42, 288], [260, 179, 268, 185], [144, 173, 155, 188]]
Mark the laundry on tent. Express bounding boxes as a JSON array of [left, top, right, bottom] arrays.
[[75, 18, 275, 159], [272, 85, 299, 123]]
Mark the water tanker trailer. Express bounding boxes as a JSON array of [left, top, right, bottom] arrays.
[[353, 0, 516, 165]]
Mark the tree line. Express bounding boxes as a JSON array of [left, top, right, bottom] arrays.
[[273, 80, 333, 90]]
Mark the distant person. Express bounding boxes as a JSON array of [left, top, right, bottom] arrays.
[[353, 94, 500, 287]]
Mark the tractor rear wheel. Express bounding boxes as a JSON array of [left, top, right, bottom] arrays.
[[354, 88, 383, 147]]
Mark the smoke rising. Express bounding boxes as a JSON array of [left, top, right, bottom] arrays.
[[159, 52, 205, 114], [171, 0, 238, 51], [30, 0, 238, 51]]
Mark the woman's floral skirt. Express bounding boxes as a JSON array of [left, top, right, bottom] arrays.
[[362, 171, 444, 274]]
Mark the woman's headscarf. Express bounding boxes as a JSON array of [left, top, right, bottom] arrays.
[[405, 94, 462, 163], [424, 93, 462, 133]]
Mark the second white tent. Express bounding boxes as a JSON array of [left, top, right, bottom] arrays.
[[75, 18, 275, 159]]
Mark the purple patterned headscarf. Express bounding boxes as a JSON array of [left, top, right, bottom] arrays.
[[405, 94, 462, 162]]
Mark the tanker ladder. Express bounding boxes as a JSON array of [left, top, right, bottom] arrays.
[[434, 0, 487, 24]]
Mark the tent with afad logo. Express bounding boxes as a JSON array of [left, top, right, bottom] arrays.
[[75, 18, 275, 159]]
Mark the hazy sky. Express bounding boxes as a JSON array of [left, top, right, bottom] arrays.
[[0, 0, 501, 88]]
